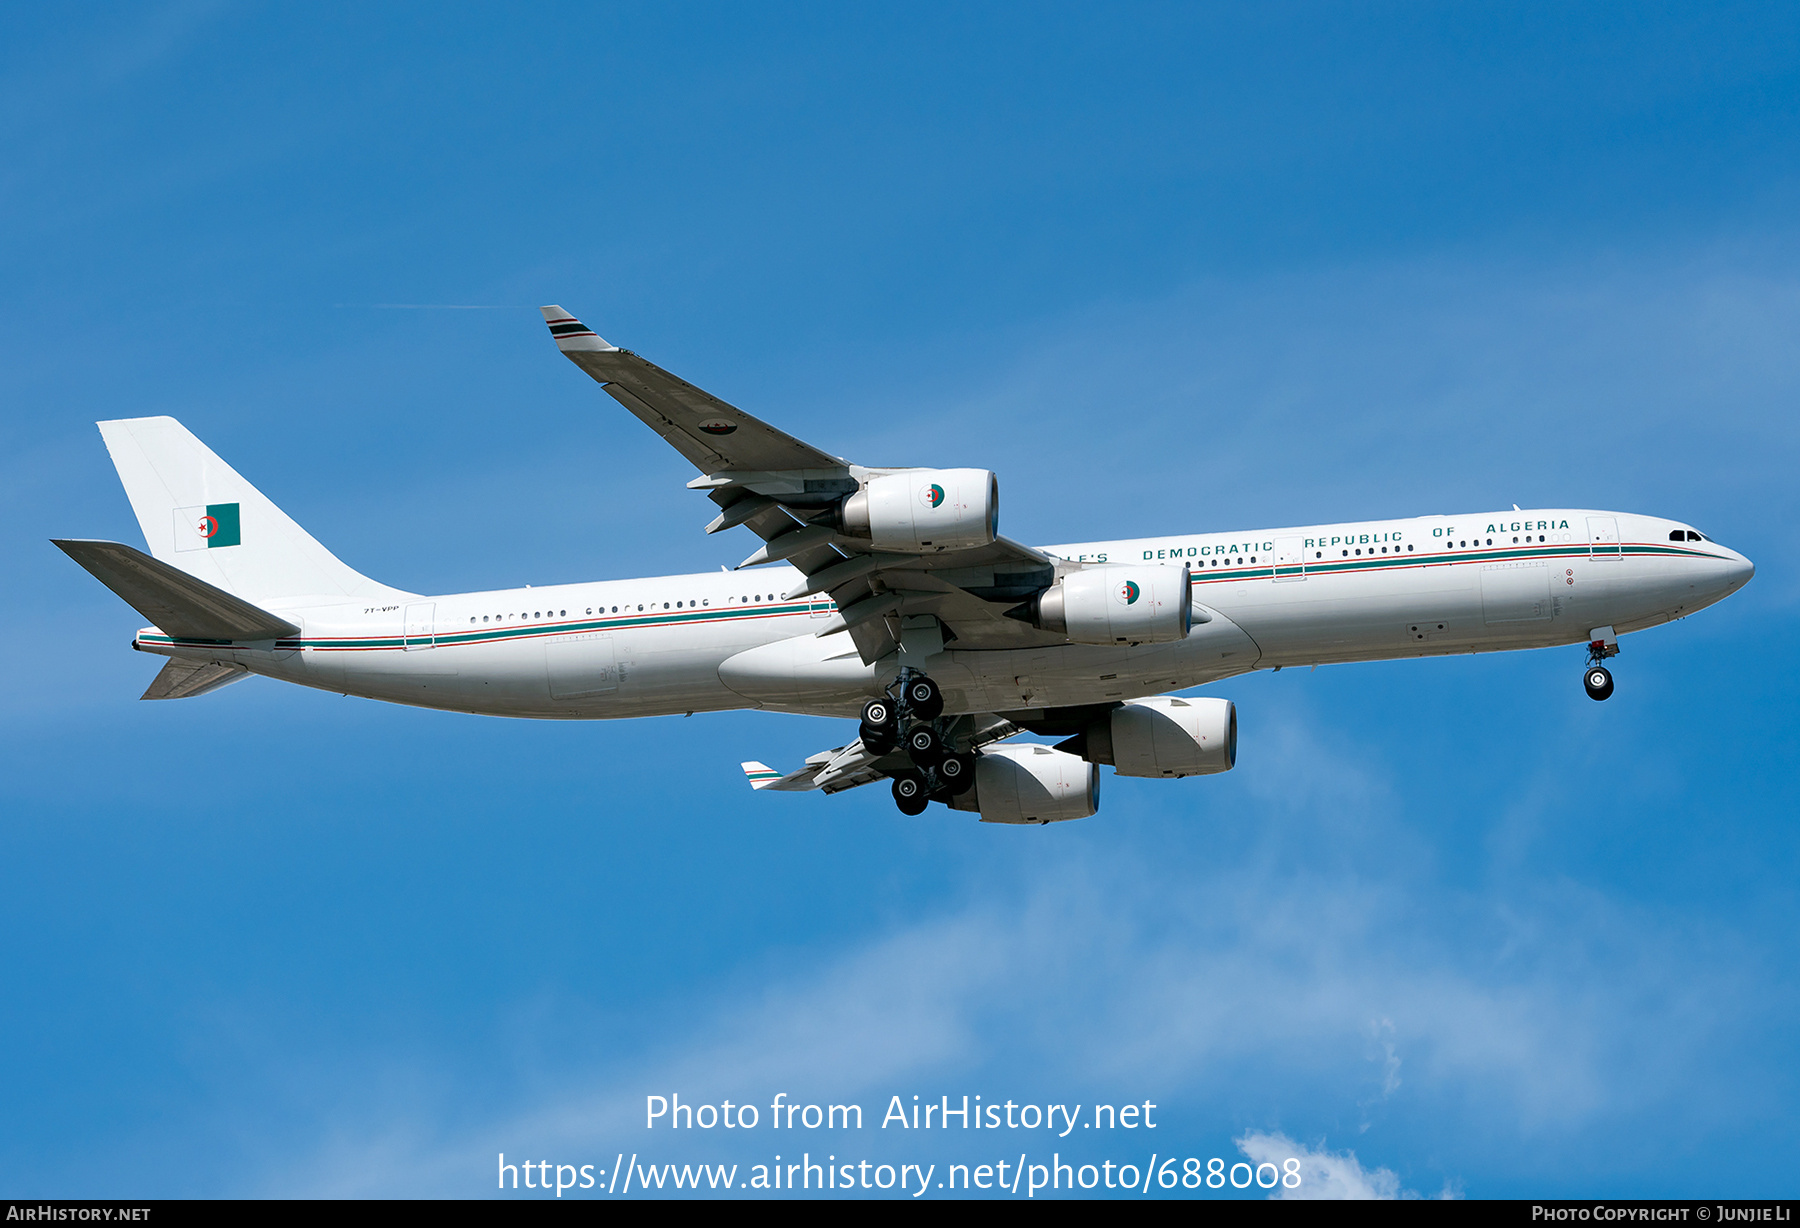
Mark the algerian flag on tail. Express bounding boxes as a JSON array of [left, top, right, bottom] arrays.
[[174, 503, 241, 550]]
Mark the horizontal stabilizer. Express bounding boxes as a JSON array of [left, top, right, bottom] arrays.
[[53, 539, 300, 641], [141, 658, 249, 700]]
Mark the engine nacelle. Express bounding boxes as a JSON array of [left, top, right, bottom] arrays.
[[956, 744, 1100, 824], [1030, 564, 1192, 645], [1068, 695, 1236, 778], [840, 468, 998, 553]]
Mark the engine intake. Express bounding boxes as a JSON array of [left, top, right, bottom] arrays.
[[1061, 695, 1237, 778], [839, 469, 998, 553], [1022, 564, 1192, 645]]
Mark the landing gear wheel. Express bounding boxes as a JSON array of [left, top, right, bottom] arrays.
[[1584, 665, 1614, 701], [891, 775, 929, 816], [861, 698, 894, 727], [905, 724, 943, 766], [936, 752, 977, 796], [904, 676, 944, 721], [860, 721, 898, 754]]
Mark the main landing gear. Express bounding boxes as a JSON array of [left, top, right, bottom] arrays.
[[864, 670, 972, 814], [1584, 637, 1619, 701]]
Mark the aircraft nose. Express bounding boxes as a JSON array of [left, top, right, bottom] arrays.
[[1726, 549, 1755, 591]]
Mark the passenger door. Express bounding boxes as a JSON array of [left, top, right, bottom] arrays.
[[1272, 536, 1306, 582], [1587, 516, 1622, 561], [403, 602, 436, 650]]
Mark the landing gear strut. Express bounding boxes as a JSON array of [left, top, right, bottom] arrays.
[[1584, 637, 1618, 701]]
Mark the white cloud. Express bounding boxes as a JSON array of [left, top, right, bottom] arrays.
[[1237, 1130, 1407, 1200], [256, 797, 1771, 1195]]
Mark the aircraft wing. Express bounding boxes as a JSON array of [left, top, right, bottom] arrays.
[[543, 306, 1070, 663]]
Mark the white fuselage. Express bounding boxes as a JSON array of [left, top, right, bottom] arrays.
[[136, 508, 1754, 720]]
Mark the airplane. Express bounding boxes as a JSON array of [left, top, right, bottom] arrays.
[[54, 306, 1755, 824]]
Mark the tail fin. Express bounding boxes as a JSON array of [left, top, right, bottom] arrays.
[[96, 417, 400, 604]]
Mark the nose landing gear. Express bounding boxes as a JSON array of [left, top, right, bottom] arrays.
[[1584, 632, 1619, 701]]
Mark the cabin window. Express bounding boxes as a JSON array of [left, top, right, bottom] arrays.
[[1407, 545, 1414, 552], [675, 601, 683, 608], [1486, 539, 1493, 545], [1539, 535, 1546, 541], [1315, 552, 1322, 559], [663, 602, 669, 609], [1355, 549, 1361, 555]]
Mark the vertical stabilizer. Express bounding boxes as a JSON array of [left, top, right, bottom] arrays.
[[96, 416, 401, 604]]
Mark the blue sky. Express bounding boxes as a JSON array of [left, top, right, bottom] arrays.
[[2, 2, 1797, 1199]]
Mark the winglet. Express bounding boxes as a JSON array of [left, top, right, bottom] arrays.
[[741, 761, 783, 790], [539, 305, 618, 353]]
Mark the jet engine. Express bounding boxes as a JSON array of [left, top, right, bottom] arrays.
[[1021, 564, 1192, 645], [839, 468, 998, 553], [1060, 695, 1237, 778], [948, 743, 1100, 824]]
